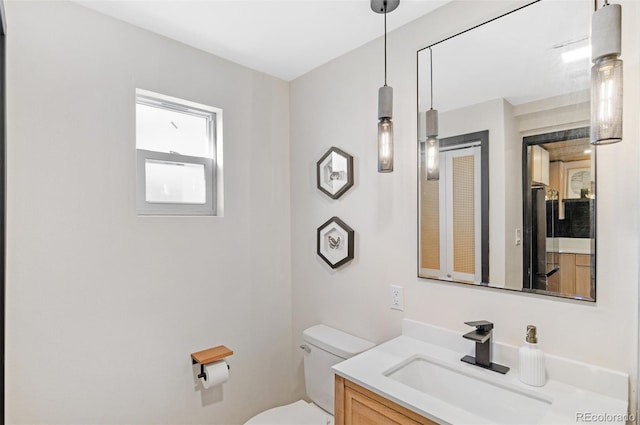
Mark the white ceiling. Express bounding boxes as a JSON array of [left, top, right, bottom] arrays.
[[75, 0, 449, 81], [418, 0, 593, 112]]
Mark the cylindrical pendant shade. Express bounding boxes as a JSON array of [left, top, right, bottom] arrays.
[[378, 86, 393, 119], [591, 57, 623, 144], [378, 118, 393, 172], [591, 3, 621, 61], [426, 109, 438, 138], [425, 136, 439, 181]]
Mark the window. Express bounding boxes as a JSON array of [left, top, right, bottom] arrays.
[[135, 89, 222, 215]]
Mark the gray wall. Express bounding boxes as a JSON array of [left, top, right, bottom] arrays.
[[6, 2, 292, 423]]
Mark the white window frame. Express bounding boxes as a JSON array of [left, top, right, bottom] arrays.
[[135, 89, 222, 216]]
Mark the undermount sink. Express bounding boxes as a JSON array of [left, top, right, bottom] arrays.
[[385, 356, 552, 425]]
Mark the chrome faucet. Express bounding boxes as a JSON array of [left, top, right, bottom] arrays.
[[460, 320, 510, 374]]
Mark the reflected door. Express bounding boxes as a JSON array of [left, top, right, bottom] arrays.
[[420, 146, 481, 283]]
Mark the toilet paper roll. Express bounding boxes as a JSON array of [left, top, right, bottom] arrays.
[[200, 360, 229, 389]]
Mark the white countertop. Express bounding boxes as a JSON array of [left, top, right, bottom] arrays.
[[546, 238, 592, 255], [333, 320, 628, 425]]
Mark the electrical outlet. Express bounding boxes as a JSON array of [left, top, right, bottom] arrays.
[[515, 228, 522, 246], [390, 285, 404, 311]]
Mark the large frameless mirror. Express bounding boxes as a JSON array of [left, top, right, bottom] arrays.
[[417, 0, 596, 301]]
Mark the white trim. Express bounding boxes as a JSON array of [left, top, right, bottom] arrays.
[[473, 146, 481, 283], [135, 88, 221, 115], [438, 150, 448, 278], [439, 140, 481, 153], [214, 103, 225, 217]]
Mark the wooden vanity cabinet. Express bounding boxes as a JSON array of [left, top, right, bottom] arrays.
[[559, 253, 591, 298], [335, 375, 438, 425], [546, 252, 592, 298]]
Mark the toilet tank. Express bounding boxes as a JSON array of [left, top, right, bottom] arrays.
[[302, 325, 375, 414]]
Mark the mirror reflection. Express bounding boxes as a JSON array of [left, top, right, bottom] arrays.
[[419, 131, 489, 284], [523, 129, 595, 300], [417, 0, 596, 301]]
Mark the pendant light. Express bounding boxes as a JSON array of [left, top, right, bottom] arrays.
[[590, 0, 623, 144], [425, 47, 439, 181], [372, 0, 399, 173]]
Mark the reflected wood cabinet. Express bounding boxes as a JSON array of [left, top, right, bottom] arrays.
[[335, 375, 438, 425], [547, 253, 591, 298]]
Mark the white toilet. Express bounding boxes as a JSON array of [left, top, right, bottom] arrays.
[[244, 324, 375, 425]]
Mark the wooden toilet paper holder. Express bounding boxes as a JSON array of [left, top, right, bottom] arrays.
[[191, 345, 233, 379]]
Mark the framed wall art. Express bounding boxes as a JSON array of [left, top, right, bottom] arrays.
[[564, 160, 592, 199], [317, 216, 354, 269], [316, 147, 354, 199]]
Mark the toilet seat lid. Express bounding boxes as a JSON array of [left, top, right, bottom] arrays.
[[244, 400, 333, 425]]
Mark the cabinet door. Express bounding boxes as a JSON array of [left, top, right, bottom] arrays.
[[336, 375, 438, 425], [531, 145, 549, 186], [575, 254, 592, 298], [559, 253, 576, 295], [345, 387, 422, 425]]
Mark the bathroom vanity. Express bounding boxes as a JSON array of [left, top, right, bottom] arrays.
[[333, 319, 629, 425]]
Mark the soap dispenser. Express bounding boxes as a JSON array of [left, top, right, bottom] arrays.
[[518, 325, 546, 387]]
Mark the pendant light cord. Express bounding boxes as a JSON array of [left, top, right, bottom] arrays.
[[429, 47, 433, 109], [384, 1, 388, 86]]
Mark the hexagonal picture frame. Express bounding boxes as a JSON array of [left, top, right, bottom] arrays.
[[317, 216, 355, 269], [316, 147, 354, 199]]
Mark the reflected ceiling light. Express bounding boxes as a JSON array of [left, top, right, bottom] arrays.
[[372, 0, 399, 173], [584, 149, 593, 154], [591, 0, 623, 145], [562, 46, 590, 63], [424, 47, 439, 181]]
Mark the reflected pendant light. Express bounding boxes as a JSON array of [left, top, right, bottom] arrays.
[[372, 0, 399, 173], [425, 47, 439, 181], [590, 0, 623, 144]]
